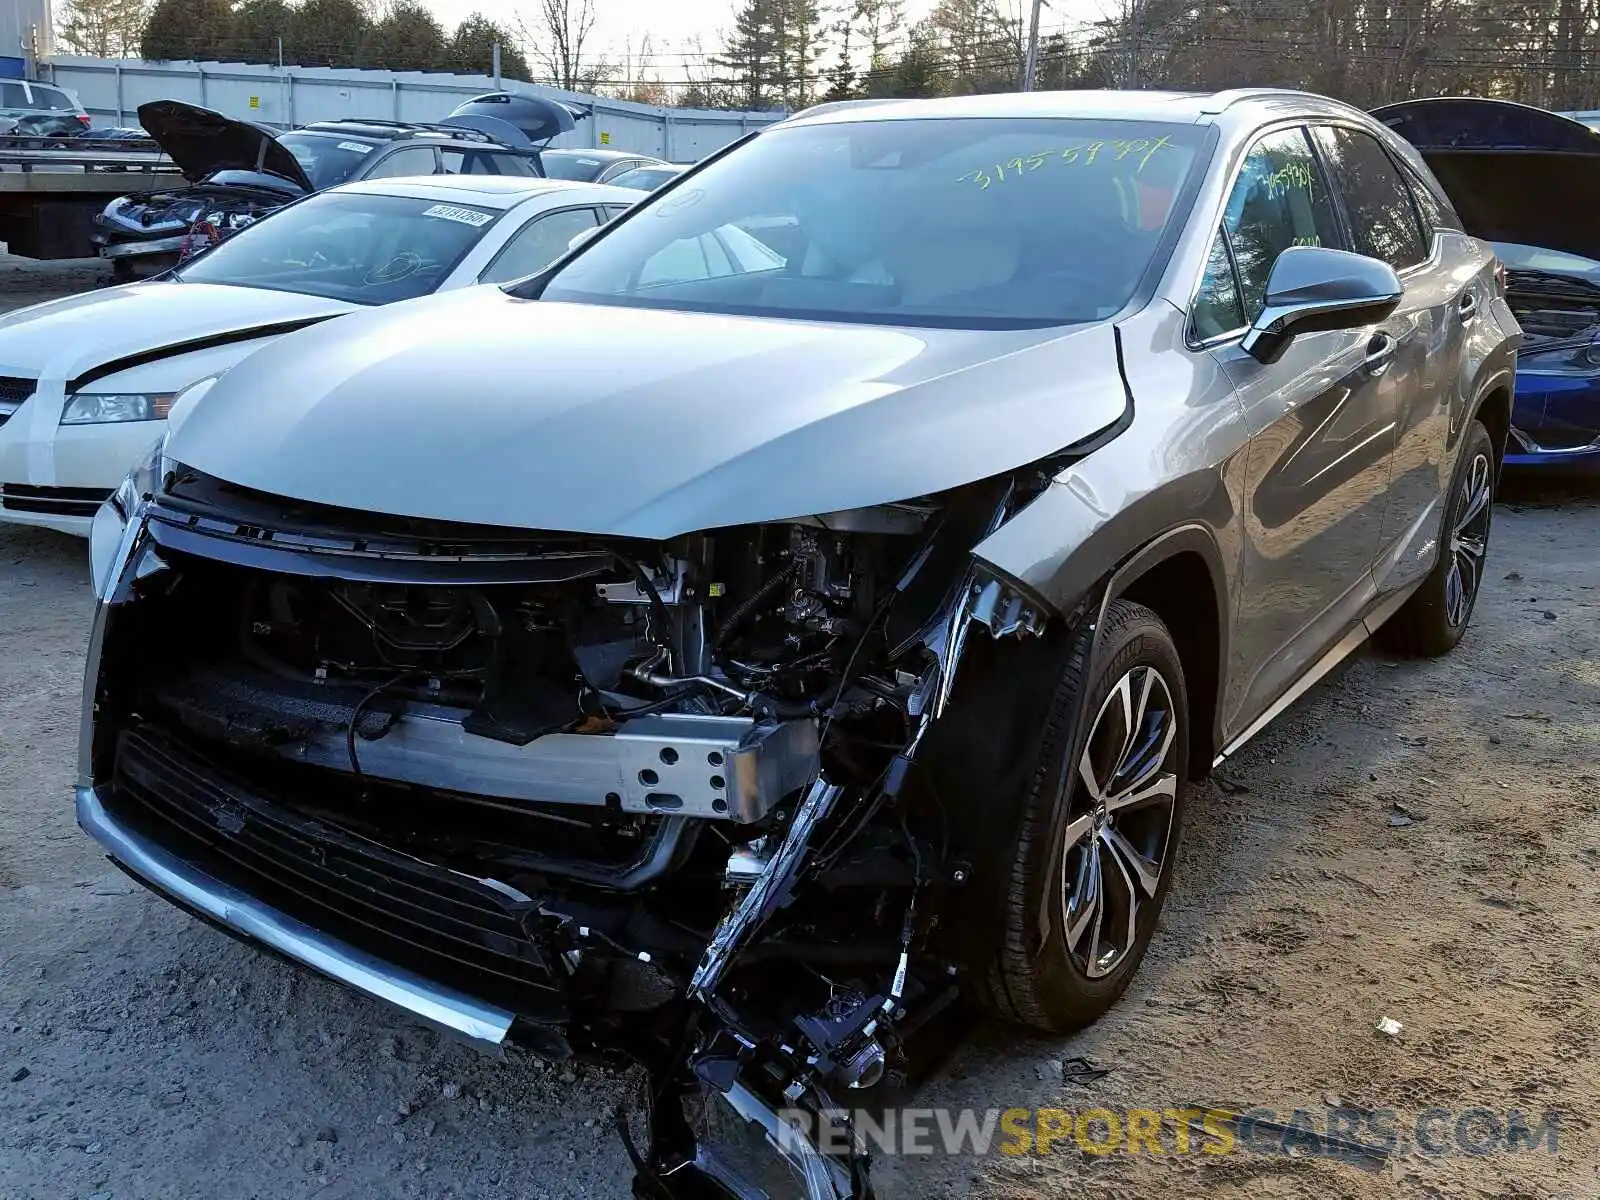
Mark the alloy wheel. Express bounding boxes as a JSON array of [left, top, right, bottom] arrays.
[[1445, 451, 1493, 628], [1059, 665, 1179, 979]]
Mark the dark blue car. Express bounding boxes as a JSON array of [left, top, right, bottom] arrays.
[[1376, 97, 1600, 470]]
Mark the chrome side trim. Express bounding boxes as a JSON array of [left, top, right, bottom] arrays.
[[1212, 579, 1418, 766], [75, 785, 515, 1049], [1508, 423, 1600, 455]]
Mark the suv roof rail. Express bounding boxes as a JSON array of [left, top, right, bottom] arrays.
[[1197, 87, 1310, 114], [304, 117, 508, 145], [783, 98, 903, 122]]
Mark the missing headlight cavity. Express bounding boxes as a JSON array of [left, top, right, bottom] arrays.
[[92, 467, 1069, 1198]]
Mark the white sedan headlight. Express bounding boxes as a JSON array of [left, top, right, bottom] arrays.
[[89, 435, 171, 598], [87, 372, 223, 595], [61, 392, 176, 425]]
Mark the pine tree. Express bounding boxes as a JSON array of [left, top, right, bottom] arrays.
[[888, 18, 942, 97], [230, 0, 293, 63], [714, 0, 781, 110], [287, 0, 373, 66], [929, 0, 1019, 94], [139, 0, 234, 61], [854, 0, 905, 98], [784, 0, 826, 106], [821, 9, 856, 101], [365, 0, 448, 70], [448, 15, 530, 80]]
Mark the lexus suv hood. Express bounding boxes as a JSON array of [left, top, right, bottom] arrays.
[[138, 100, 313, 190], [165, 287, 1131, 539], [0, 282, 354, 382], [1374, 97, 1600, 261]]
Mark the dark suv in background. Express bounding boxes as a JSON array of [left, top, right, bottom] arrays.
[[0, 78, 91, 138]]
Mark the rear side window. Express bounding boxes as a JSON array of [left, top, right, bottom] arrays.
[[1209, 127, 1343, 327], [440, 148, 538, 176], [0, 82, 27, 108], [541, 153, 604, 181], [27, 84, 75, 111], [365, 145, 439, 180], [1401, 164, 1461, 235], [1312, 126, 1428, 270]]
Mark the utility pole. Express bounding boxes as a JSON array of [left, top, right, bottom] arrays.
[[1127, 0, 1141, 87], [1021, 0, 1045, 90], [492, 41, 502, 88]]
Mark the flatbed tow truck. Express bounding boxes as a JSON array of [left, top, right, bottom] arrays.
[[0, 134, 180, 260]]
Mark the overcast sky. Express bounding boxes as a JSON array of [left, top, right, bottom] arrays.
[[418, 0, 1098, 80]]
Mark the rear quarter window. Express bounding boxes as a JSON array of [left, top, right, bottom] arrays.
[[27, 85, 76, 111], [1401, 163, 1463, 235], [1312, 126, 1429, 270]]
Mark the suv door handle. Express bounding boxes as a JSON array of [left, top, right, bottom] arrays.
[[1364, 332, 1397, 376], [1458, 291, 1479, 323]]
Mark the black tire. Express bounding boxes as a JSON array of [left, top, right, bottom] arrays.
[[975, 599, 1190, 1034], [1375, 420, 1495, 657]]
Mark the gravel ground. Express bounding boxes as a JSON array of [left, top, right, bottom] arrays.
[[1, 260, 1597, 1200]]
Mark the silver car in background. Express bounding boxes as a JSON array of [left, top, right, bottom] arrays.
[[80, 88, 1517, 1198]]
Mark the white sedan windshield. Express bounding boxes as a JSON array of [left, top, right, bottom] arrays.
[[175, 192, 501, 304], [540, 117, 1205, 328]]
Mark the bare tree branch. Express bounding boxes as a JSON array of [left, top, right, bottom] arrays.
[[527, 0, 599, 91]]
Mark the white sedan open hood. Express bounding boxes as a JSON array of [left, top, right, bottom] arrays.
[[0, 282, 355, 384], [166, 286, 1132, 539]]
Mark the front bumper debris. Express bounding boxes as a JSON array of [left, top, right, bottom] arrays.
[[76, 783, 518, 1047], [77, 483, 1034, 1200], [98, 234, 187, 260]]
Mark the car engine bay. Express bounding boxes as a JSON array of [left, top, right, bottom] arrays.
[[1503, 266, 1600, 352], [95, 178, 294, 261], [86, 461, 1078, 1198]]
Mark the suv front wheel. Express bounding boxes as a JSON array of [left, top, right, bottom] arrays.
[[977, 599, 1190, 1033]]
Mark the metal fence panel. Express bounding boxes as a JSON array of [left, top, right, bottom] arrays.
[[40, 56, 784, 162]]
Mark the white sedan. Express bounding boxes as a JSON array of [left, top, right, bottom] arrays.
[[0, 174, 637, 535]]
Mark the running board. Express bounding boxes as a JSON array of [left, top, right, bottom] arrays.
[[1213, 582, 1417, 767]]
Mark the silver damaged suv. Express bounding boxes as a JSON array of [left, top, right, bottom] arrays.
[[81, 88, 1518, 1198]]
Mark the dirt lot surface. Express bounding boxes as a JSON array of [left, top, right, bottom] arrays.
[[1, 258, 1597, 1200]]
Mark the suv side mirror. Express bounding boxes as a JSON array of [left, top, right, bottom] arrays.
[[567, 225, 600, 251], [1242, 246, 1403, 364]]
